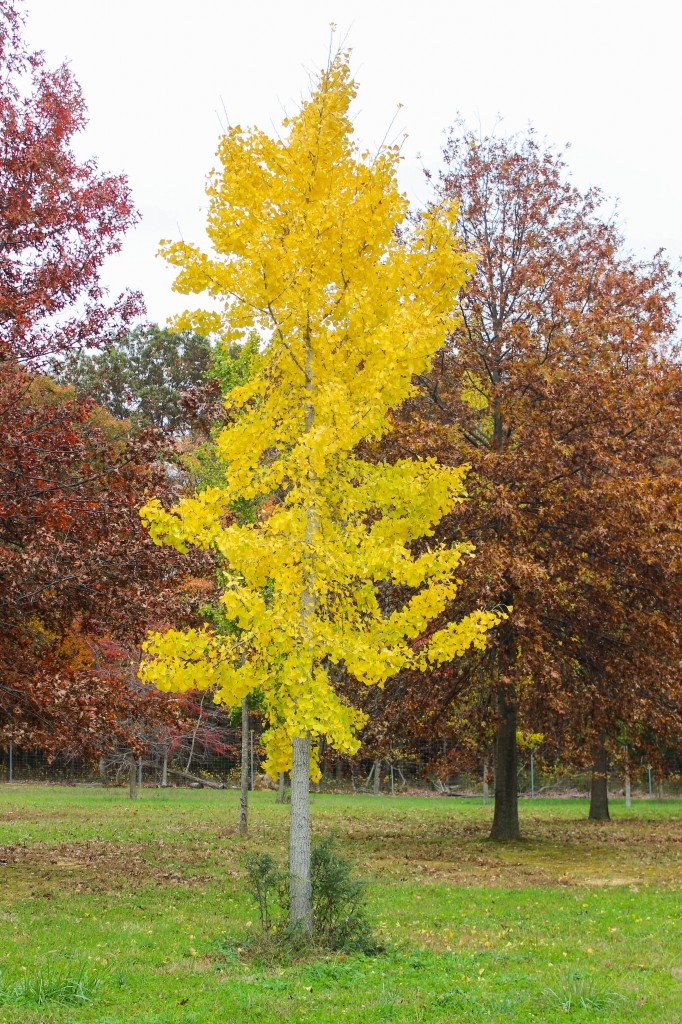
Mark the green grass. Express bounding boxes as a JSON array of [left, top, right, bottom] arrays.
[[0, 965, 100, 1008], [0, 787, 680, 1023]]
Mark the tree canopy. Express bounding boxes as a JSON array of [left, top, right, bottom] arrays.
[[0, 0, 207, 759], [140, 53, 503, 925], [57, 325, 213, 434], [359, 126, 682, 836]]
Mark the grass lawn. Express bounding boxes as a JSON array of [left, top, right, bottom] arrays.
[[0, 787, 680, 1023]]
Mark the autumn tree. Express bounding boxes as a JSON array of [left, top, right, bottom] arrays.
[[57, 325, 213, 434], [371, 127, 682, 836], [0, 0, 140, 367], [0, 0, 208, 759], [0, 370, 210, 758], [140, 55, 501, 931]]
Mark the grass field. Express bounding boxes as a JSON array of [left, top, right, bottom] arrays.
[[0, 787, 680, 1023]]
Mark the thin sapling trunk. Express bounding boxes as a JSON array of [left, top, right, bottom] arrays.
[[240, 696, 249, 836]]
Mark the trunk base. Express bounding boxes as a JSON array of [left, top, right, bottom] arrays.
[[128, 762, 137, 801], [589, 747, 610, 821], [490, 690, 520, 841], [289, 733, 313, 935]]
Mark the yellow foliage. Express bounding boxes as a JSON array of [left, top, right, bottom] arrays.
[[141, 53, 504, 778], [516, 730, 545, 750]]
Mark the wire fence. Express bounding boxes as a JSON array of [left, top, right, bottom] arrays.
[[1, 739, 680, 798]]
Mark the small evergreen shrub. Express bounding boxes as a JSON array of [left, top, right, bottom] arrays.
[[310, 834, 376, 952], [242, 834, 379, 954], [244, 852, 286, 932]]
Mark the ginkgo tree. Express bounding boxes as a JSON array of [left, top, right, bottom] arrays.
[[140, 53, 502, 932]]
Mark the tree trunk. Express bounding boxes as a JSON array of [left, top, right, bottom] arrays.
[[589, 744, 610, 821], [490, 689, 520, 840], [289, 732, 313, 933], [317, 736, 326, 791], [482, 759, 489, 804], [373, 759, 382, 795], [161, 751, 168, 788], [99, 758, 107, 785], [239, 697, 249, 836], [624, 756, 631, 809], [287, 327, 315, 934], [277, 771, 286, 804], [128, 760, 137, 800], [167, 769, 224, 789]]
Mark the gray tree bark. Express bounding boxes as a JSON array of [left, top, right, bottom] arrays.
[[240, 697, 249, 836], [287, 327, 316, 933], [277, 771, 286, 804], [373, 759, 382, 795], [289, 732, 313, 934], [128, 759, 137, 800], [624, 754, 631, 809]]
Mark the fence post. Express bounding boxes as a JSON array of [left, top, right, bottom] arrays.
[[390, 763, 395, 797], [648, 766, 653, 799], [482, 759, 489, 803]]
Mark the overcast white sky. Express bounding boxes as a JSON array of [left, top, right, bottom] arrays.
[[25, 0, 682, 325]]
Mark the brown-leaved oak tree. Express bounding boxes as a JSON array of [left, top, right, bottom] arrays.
[[361, 127, 682, 836]]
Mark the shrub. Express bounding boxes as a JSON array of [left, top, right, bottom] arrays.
[[245, 852, 286, 932], [310, 834, 376, 952], [243, 834, 379, 954]]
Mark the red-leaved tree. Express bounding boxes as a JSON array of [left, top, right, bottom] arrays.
[[0, 0, 211, 762], [358, 128, 682, 836], [0, 0, 140, 367]]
